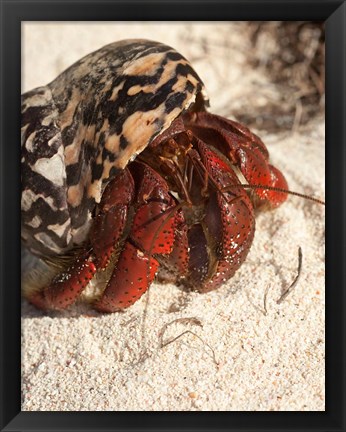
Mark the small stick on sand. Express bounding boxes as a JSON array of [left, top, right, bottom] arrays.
[[277, 246, 303, 304]]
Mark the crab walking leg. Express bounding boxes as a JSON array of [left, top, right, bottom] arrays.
[[94, 243, 159, 312], [94, 202, 177, 313], [90, 169, 135, 269], [263, 164, 289, 207], [183, 112, 288, 207], [90, 205, 129, 269], [193, 140, 255, 292], [95, 161, 178, 312], [28, 255, 97, 310]]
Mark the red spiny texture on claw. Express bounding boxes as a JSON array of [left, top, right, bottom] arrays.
[[94, 242, 159, 312], [187, 139, 255, 290], [90, 205, 128, 268], [131, 202, 176, 254], [94, 162, 177, 312], [29, 256, 97, 310], [44, 260, 96, 309], [264, 164, 289, 207], [97, 168, 135, 212], [183, 111, 288, 208], [89, 169, 135, 268], [197, 141, 255, 291], [129, 162, 177, 255]]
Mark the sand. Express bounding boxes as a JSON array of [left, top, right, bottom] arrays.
[[21, 22, 325, 411]]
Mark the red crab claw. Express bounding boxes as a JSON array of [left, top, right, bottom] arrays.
[[192, 139, 255, 292], [28, 253, 97, 310], [183, 111, 288, 208], [95, 162, 178, 313], [89, 168, 135, 268]]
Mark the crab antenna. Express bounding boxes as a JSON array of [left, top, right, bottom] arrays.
[[224, 184, 325, 206]]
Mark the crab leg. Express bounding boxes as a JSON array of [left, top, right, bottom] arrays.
[[27, 254, 97, 310], [90, 169, 135, 268], [94, 242, 159, 312], [95, 162, 178, 313], [190, 139, 256, 292], [184, 111, 288, 208]]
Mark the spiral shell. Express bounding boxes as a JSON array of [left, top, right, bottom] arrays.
[[21, 39, 208, 257]]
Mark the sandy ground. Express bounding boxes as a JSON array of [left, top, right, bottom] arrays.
[[21, 22, 325, 411]]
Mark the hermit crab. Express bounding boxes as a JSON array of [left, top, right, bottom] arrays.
[[21, 39, 290, 313]]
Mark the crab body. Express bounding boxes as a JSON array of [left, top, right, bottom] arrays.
[[21, 40, 288, 312]]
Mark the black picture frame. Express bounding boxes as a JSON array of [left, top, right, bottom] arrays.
[[1, 1, 345, 431]]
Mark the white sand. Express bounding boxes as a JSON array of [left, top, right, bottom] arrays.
[[21, 22, 325, 411]]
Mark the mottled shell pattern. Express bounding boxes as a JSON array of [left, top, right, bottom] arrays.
[[21, 39, 207, 258]]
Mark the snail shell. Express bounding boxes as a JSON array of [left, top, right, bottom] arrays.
[[21, 39, 208, 257]]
